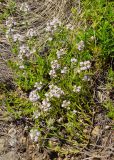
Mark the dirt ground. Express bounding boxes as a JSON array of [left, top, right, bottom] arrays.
[[0, 103, 114, 160]]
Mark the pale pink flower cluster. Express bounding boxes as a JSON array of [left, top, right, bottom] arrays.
[[48, 37, 53, 41], [74, 60, 91, 73], [61, 100, 70, 108], [26, 28, 36, 37], [18, 44, 36, 61], [71, 58, 77, 63], [19, 45, 29, 54], [80, 61, 91, 71], [13, 33, 24, 42], [6, 17, 16, 28], [77, 40, 85, 51], [5, 17, 16, 39], [33, 111, 41, 119], [29, 129, 40, 142], [51, 60, 60, 69], [73, 85, 81, 93], [56, 49, 66, 59], [72, 110, 77, 114], [90, 36, 96, 41], [5, 17, 24, 43], [18, 45, 35, 70], [28, 83, 66, 113], [34, 82, 43, 91], [46, 18, 61, 32], [49, 60, 60, 78], [29, 90, 40, 102], [19, 65, 25, 69], [45, 84, 64, 99], [61, 67, 67, 74], [41, 99, 51, 112], [82, 75, 90, 81]]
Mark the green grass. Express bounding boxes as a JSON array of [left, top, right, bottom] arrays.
[[1, 0, 114, 156]]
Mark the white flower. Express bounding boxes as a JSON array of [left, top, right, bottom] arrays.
[[29, 129, 40, 142], [80, 62, 84, 66], [18, 53, 23, 60], [42, 99, 51, 108], [19, 65, 24, 69], [49, 60, 60, 78], [77, 69, 81, 73], [71, 58, 77, 63], [47, 84, 64, 99], [83, 61, 90, 65], [61, 67, 67, 74], [30, 48, 36, 54], [41, 99, 51, 112], [73, 85, 81, 93], [19, 45, 27, 54], [56, 49, 66, 59], [46, 18, 61, 33], [53, 93, 60, 98], [49, 84, 54, 89], [19, 45, 31, 57], [45, 92, 53, 99], [26, 28, 36, 37], [62, 100, 70, 108], [45, 25, 51, 32], [80, 61, 91, 70], [34, 82, 43, 90], [50, 18, 57, 26], [76, 86, 81, 92], [90, 36, 95, 41], [82, 75, 90, 81], [86, 64, 91, 69], [29, 90, 40, 102], [73, 110, 77, 114], [51, 60, 60, 69], [80, 66, 87, 71], [13, 33, 24, 42], [77, 40, 85, 51], [49, 69, 57, 78], [48, 37, 53, 41], [33, 111, 40, 119], [6, 17, 15, 28], [50, 18, 61, 26], [20, 2, 29, 12]]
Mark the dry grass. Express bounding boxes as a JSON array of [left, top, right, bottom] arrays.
[[0, 0, 77, 85], [15, 0, 77, 44]]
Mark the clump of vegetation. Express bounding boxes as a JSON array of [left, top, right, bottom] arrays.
[[1, 0, 114, 156]]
